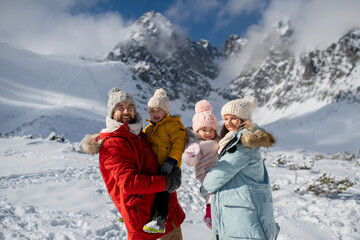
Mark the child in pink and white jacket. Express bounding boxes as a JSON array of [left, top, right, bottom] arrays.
[[183, 100, 220, 229]]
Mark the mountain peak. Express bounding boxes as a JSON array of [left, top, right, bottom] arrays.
[[135, 11, 173, 38], [138, 10, 168, 22], [221, 34, 247, 57]]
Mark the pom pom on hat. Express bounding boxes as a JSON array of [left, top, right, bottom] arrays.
[[221, 96, 257, 120], [154, 88, 167, 97], [107, 87, 136, 118], [147, 88, 170, 114], [243, 96, 257, 111], [195, 100, 212, 113], [192, 100, 218, 132]]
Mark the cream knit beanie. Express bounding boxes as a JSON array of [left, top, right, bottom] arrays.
[[107, 87, 137, 118], [221, 96, 257, 120], [192, 100, 218, 132], [147, 88, 170, 114]]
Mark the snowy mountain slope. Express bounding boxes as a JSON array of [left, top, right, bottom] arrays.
[[0, 42, 178, 141], [254, 100, 360, 153]]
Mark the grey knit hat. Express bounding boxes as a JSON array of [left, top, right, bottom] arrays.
[[147, 88, 170, 114], [221, 96, 257, 120], [107, 87, 137, 118]]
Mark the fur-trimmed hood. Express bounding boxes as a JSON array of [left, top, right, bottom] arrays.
[[218, 123, 275, 154], [240, 128, 276, 148], [186, 127, 202, 142], [82, 132, 103, 155], [82, 112, 143, 155]]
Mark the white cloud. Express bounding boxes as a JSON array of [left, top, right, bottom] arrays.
[[0, 0, 132, 57], [289, 0, 360, 54], [219, 0, 360, 80], [255, 0, 360, 54], [215, 0, 267, 29], [166, 0, 266, 29]]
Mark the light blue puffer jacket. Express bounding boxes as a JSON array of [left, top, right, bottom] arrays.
[[200, 125, 279, 240]]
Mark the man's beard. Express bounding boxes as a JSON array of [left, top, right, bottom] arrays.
[[121, 114, 136, 124]]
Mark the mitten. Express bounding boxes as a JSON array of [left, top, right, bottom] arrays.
[[185, 142, 200, 158], [165, 167, 182, 193], [160, 158, 177, 175]]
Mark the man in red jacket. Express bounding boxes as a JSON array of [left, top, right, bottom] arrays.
[[83, 87, 185, 240]]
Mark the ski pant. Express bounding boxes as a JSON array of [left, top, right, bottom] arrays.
[[151, 191, 170, 220], [160, 221, 183, 240]]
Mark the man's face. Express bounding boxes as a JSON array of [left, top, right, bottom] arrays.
[[113, 101, 136, 123]]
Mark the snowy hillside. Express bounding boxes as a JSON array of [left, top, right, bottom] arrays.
[[0, 41, 195, 141]]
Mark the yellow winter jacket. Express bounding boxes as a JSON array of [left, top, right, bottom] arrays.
[[144, 114, 186, 167]]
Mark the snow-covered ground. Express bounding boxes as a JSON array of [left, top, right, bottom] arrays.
[[1, 42, 360, 239], [1, 136, 359, 239]]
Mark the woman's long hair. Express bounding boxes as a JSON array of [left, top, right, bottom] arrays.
[[220, 119, 254, 138]]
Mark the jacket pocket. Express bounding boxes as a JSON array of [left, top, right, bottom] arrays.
[[221, 204, 266, 239], [219, 187, 266, 239], [125, 194, 144, 207], [125, 194, 151, 230]]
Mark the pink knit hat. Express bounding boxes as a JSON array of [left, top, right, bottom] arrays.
[[192, 100, 218, 132]]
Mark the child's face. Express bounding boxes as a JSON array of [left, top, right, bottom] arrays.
[[198, 127, 216, 141], [149, 107, 166, 123]]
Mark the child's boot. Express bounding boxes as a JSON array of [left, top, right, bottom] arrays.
[[117, 213, 124, 223], [143, 216, 166, 233], [203, 204, 212, 229]]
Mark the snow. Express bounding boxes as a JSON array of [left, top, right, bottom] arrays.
[[1, 42, 360, 239]]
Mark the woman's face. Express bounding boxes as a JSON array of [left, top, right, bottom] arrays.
[[223, 114, 241, 132]]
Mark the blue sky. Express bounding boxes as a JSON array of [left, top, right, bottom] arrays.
[[0, 0, 359, 58], [81, 0, 267, 50]]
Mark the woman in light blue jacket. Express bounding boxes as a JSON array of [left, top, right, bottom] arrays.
[[200, 96, 280, 240]]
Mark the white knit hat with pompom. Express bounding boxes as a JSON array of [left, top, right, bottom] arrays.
[[221, 96, 257, 120], [107, 87, 137, 118], [192, 100, 218, 132], [147, 88, 170, 114]]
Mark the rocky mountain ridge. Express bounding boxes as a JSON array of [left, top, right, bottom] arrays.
[[105, 11, 220, 110], [105, 11, 360, 110], [227, 27, 360, 109]]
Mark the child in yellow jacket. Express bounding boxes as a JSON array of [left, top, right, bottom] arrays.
[[143, 88, 186, 234]]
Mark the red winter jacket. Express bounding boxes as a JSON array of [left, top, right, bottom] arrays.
[[98, 123, 185, 240]]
